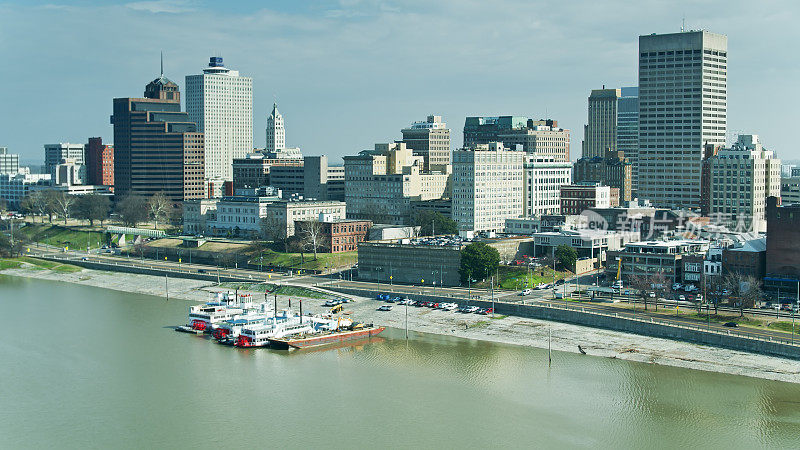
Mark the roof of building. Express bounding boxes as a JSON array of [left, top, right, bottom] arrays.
[[727, 237, 767, 253]]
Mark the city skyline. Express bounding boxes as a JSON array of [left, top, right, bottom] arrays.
[[1, 0, 798, 164]]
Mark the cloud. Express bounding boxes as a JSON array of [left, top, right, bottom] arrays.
[[126, 0, 194, 14], [0, 0, 798, 162]]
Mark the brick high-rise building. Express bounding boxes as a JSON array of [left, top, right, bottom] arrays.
[[85, 137, 114, 188], [764, 197, 800, 301], [111, 71, 205, 203]]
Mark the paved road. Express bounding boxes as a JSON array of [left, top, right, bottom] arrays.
[[24, 244, 800, 338], [26, 243, 293, 284]]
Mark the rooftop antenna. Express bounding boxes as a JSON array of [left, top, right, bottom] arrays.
[[681, 16, 685, 32], [160, 51, 164, 77]]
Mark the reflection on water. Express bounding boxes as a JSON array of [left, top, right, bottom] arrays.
[[2, 275, 800, 449]]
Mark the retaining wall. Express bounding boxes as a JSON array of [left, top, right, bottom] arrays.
[[324, 285, 800, 360]]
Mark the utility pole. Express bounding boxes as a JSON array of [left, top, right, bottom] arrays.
[[405, 299, 409, 340], [491, 276, 495, 317]]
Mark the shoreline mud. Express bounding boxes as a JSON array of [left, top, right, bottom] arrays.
[[4, 265, 799, 384]]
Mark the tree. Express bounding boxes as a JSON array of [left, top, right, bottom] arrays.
[[413, 211, 458, 236], [722, 272, 762, 317], [359, 203, 392, 224], [73, 194, 111, 227], [555, 245, 578, 271], [21, 191, 49, 223], [297, 220, 327, 261], [51, 191, 75, 224], [148, 192, 170, 229], [629, 273, 652, 311], [459, 242, 500, 284], [116, 195, 149, 228], [43, 189, 61, 223], [260, 215, 288, 252]]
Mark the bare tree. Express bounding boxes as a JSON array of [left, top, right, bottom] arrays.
[[651, 272, 671, 312], [42, 189, 61, 223], [722, 272, 762, 317], [148, 193, 170, 230], [52, 191, 75, 224], [298, 219, 328, 261], [260, 215, 288, 252], [629, 271, 670, 311], [629, 273, 652, 311]]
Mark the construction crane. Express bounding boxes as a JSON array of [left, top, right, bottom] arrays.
[[616, 258, 623, 281]]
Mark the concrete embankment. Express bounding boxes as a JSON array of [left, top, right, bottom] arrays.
[[324, 285, 800, 361], [33, 255, 262, 284]]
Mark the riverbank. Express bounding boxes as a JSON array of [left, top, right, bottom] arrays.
[[4, 263, 800, 384]]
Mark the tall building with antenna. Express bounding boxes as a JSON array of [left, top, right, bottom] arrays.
[[111, 62, 205, 203], [637, 30, 727, 209], [266, 102, 285, 152], [186, 56, 253, 182]]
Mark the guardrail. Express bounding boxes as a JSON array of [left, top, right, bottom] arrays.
[[321, 282, 800, 360], [535, 301, 800, 348]]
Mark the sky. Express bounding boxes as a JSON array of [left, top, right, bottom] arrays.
[[1, 0, 798, 165]]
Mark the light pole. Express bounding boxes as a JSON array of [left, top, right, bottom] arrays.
[[794, 281, 798, 345]]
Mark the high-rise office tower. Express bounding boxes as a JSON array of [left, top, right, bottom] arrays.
[[452, 142, 524, 232], [266, 103, 285, 152], [498, 119, 571, 162], [186, 57, 253, 182], [463, 116, 529, 148], [581, 87, 640, 193], [400, 115, 451, 171], [637, 30, 727, 208], [582, 88, 620, 160], [617, 87, 639, 193], [707, 135, 780, 233], [44, 143, 85, 175], [111, 71, 205, 203]]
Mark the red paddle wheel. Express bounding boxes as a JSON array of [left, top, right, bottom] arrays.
[[235, 335, 252, 347], [213, 328, 229, 339], [191, 320, 207, 331]]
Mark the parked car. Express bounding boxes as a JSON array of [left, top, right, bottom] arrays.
[[378, 305, 393, 311], [521, 289, 533, 296], [723, 322, 738, 328], [672, 283, 683, 291], [648, 292, 656, 298], [678, 295, 686, 302], [478, 308, 494, 315]]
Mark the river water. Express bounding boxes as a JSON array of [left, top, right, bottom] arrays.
[[2, 275, 800, 448]]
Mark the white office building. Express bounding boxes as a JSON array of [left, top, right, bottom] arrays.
[[708, 134, 781, 233], [44, 143, 84, 175], [186, 56, 253, 181], [524, 155, 572, 217], [0, 173, 51, 208], [452, 143, 524, 232], [637, 30, 728, 208], [266, 103, 285, 153], [0, 147, 20, 175]]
